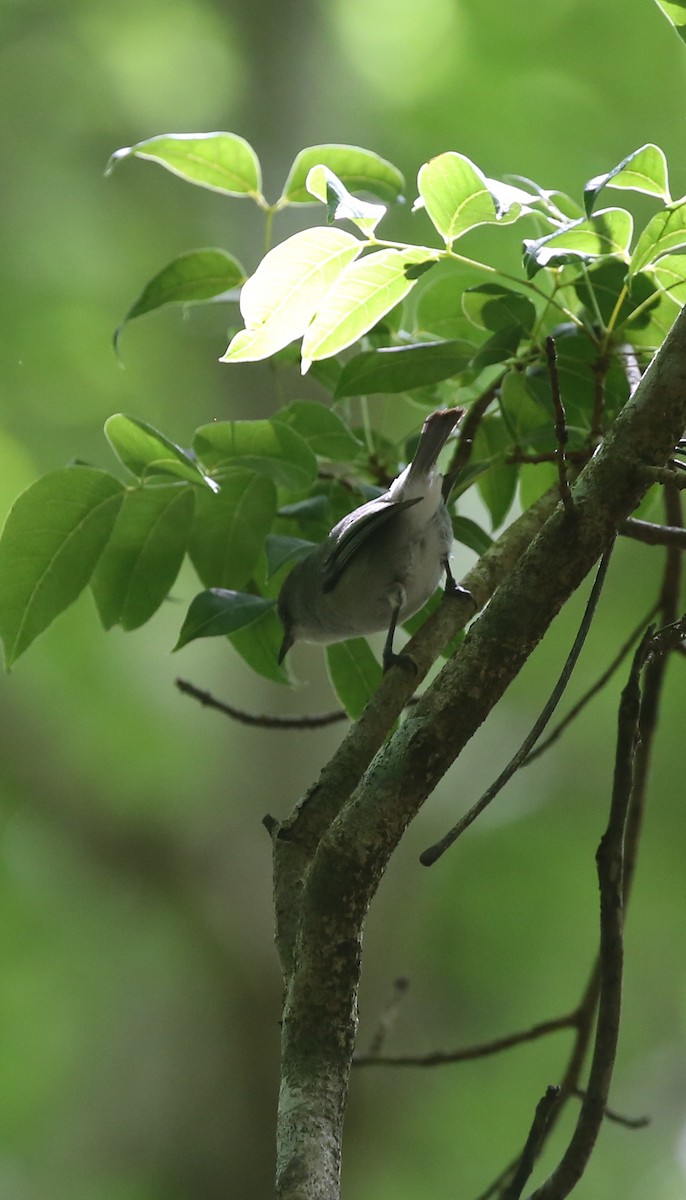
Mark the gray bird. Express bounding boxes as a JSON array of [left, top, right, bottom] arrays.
[[277, 407, 470, 671]]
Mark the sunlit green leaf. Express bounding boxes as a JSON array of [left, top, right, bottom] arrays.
[[305, 165, 387, 235], [272, 402, 362, 459], [630, 197, 686, 275], [584, 144, 670, 217], [0, 467, 125, 667], [114, 249, 246, 350], [91, 484, 194, 631], [301, 247, 439, 371], [221, 227, 362, 362], [193, 420, 317, 493], [648, 253, 686, 306], [175, 588, 275, 649], [416, 152, 523, 244], [106, 131, 262, 198], [652, 0, 686, 44], [524, 208, 634, 277], [105, 413, 214, 490], [326, 638, 382, 718], [280, 144, 404, 205], [335, 340, 473, 397], [189, 469, 277, 589]]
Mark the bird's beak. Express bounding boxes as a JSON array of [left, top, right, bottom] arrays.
[[278, 631, 293, 665]]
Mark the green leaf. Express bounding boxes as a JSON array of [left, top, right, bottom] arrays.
[[630, 197, 686, 275], [584, 145, 671, 217], [192, 419, 317, 493], [451, 515, 493, 556], [335, 340, 474, 397], [105, 413, 214, 489], [300, 247, 438, 371], [174, 588, 275, 649], [499, 369, 552, 441], [0, 467, 125, 667], [305, 165, 387, 236], [221, 227, 362, 362], [272, 402, 362, 459], [649, 253, 686, 305], [413, 266, 484, 339], [652, 0, 686, 44], [114, 249, 246, 350], [280, 144, 405, 205], [470, 325, 523, 370], [462, 284, 536, 334], [572, 260, 658, 329], [473, 417, 518, 528], [91, 484, 194, 631], [188, 469, 277, 589], [416, 152, 521, 245], [524, 209, 634, 277], [106, 132, 262, 198], [326, 638, 382, 718], [230, 607, 289, 684], [264, 534, 315, 578]]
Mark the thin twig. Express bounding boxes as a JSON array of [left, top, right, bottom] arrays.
[[570, 1089, 649, 1130], [364, 977, 410, 1057], [175, 678, 347, 729], [546, 336, 575, 514], [354, 1012, 577, 1068], [503, 1086, 560, 1200], [420, 544, 615, 866], [530, 630, 653, 1200], [523, 603, 659, 766], [620, 517, 686, 547]]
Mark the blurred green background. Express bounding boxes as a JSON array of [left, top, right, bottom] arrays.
[[2, 2, 686, 1197]]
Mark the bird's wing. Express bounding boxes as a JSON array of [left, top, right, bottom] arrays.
[[322, 496, 422, 592]]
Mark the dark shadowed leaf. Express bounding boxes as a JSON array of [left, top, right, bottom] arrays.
[[335, 341, 474, 396], [326, 638, 382, 718], [189, 470, 277, 589], [105, 413, 214, 489], [175, 589, 275, 649], [193, 420, 317, 493]]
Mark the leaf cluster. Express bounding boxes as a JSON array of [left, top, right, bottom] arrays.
[[2, 136, 685, 713]]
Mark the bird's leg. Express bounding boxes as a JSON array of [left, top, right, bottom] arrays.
[[382, 586, 417, 674], [443, 557, 475, 607]]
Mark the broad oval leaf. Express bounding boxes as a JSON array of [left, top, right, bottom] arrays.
[[652, 0, 686, 44], [335, 340, 474, 396], [230, 608, 289, 684], [221, 227, 362, 363], [451, 515, 493, 556], [192, 419, 317, 493], [326, 638, 382, 718], [105, 413, 214, 489], [584, 144, 671, 217], [280, 144, 404, 205], [188, 469, 277, 589], [174, 588, 275, 649], [115, 249, 246, 350], [305, 164, 387, 236], [523, 208, 634, 278], [630, 197, 686, 276], [272, 401, 362, 459], [473, 416, 518, 529], [0, 467, 124, 667], [106, 132, 262, 198], [300, 247, 438, 371], [264, 534, 315, 578], [462, 284, 536, 334], [91, 484, 195, 631], [417, 152, 501, 244]]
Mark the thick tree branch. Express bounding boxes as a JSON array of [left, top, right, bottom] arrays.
[[273, 305, 686, 1200]]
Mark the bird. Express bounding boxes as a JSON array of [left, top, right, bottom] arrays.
[[277, 407, 471, 671]]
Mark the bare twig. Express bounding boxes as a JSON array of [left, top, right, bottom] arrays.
[[570, 1089, 649, 1130], [503, 1086, 560, 1200], [420, 544, 615, 866], [523, 603, 659, 766], [620, 517, 686, 547], [530, 631, 653, 1200], [354, 1011, 577, 1068], [175, 678, 347, 729], [546, 336, 575, 514]]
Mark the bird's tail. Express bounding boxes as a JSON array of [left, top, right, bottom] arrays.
[[407, 407, 464, 481]]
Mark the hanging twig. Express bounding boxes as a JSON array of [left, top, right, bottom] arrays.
[[503, 1086, 561, 1200], [420, 543, 615, 866], [175, 678, 347, 729]]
